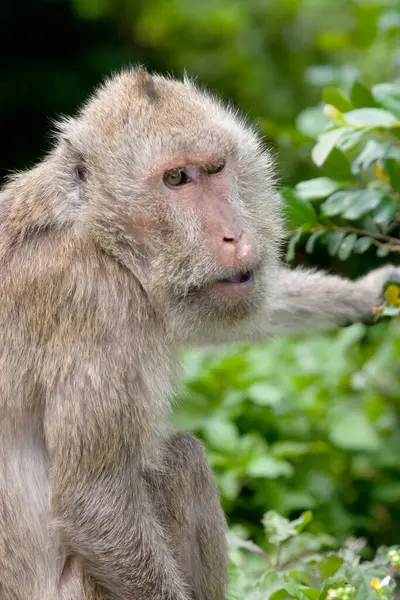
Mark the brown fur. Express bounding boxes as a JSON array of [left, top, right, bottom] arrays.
[[0, 67, 398, 600]]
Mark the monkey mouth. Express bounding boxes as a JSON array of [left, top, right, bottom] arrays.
[[217, 270, 254, 285], [184, 268, 258, 300], [210, 270, 255, 300]]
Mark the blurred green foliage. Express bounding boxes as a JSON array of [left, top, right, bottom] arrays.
[[176, 320, 400, 549], [2, 0, 400, 596], [3, 0, 400, 185]]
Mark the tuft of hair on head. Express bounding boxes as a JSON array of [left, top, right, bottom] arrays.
[[136, 68, 159, 102]]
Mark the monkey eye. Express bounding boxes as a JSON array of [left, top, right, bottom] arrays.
[[163, 168, 191, 188], [204, 159, 225, 175]]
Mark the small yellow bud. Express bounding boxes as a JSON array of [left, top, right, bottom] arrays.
[[374, 162, 389, 181], [323, 104, 344, 121], [370, 578, 380, 590], [385, 284, 400, 305]]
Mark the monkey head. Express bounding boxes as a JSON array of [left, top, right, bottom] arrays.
[[56, 68, 284, 341]]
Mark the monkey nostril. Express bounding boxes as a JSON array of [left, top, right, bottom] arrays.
[[223, 235, 236, 243]]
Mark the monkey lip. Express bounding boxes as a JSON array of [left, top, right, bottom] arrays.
[[217, 271, 254, 285], [212, 270, 255, 297]]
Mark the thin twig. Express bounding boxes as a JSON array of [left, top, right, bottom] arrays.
[[238, 540, 273, 567]]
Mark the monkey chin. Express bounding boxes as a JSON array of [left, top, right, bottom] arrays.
[[199, 269, 261, 322], [167, 268, 266, 342]]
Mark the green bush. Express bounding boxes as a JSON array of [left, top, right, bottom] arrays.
[[176, 320, 400, 544], [227, 510, 400, 599]]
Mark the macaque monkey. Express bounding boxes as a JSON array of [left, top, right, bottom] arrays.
[[0, 67, 398, 600]]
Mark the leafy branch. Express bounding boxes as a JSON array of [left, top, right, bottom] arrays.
[[281, 80, 400, 267], [290, 225, 400, 252]]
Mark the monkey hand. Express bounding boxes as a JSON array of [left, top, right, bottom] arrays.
[[356, 264, 400, 323]]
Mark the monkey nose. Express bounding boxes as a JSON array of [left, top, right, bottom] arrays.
[[236, 230, 255, 263], [221, 229, 256, 267]]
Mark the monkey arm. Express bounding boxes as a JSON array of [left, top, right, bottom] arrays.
[[45, 371, 190, 600], [259, 264, 398, 337], [177, 264, 399, 347]]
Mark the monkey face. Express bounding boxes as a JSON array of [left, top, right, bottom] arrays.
[[124, 117, 281, 334], [152, 154, 270, 290], [134, 138, 282, 340]]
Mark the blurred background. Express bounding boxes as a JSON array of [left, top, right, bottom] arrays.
[[3, 0, 400, 186], [3, 0, 400, 560]]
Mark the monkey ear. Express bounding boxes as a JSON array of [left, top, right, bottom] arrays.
[[65, 140, 87, 184], [53, 116, 89, 184]]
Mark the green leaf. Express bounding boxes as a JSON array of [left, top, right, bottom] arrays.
[[322, 147, 354, 181], [344, 108, 400, 128], [373, 481, 400, 503], [262, 511, 299, 545], [296, 178, 345, 201], [218, 470, 241, 501], [296, 106, 330, 139], [287, 227, 303, 262], [354, 236, 373, 254], [380, 305, 400, 318], [353, 139, 387, 174], [291, 511, 313, 533], [257, 572, 287, 598], [323, 88, 353, 112], [378, 10, 400, 34], [281, 188, 318, 226], [269, 578, 313, 600], [300, 589, 320, 600], [258, 573, 318, 600], [350, 81, 378, 109], [247, 382, 283, 406], [286, 227, 303, 262], [204, 419, 239, 452], [372, 83, 400, 119], [311, 128, 347, 167], [271, 441, 314, 459], [372, 196, 398, 226], [247, 455, 293, 479], [321, 191, 354, 217], [326, 231, 346, 256], [319, 554, 344, 579], [342, 189, 384, 220], [377, 244, 391, 257], [337, 128, 368, 152], [384, 157, 400, 190], [306, 230, 326, 254], [329, 409, 380, 451], [337, 233, 357, 261]]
